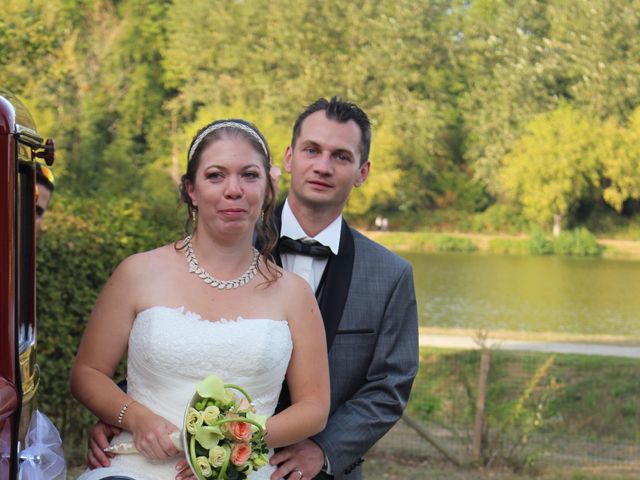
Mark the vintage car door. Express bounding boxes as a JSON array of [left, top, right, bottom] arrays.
[[0, 88, 53, 480]]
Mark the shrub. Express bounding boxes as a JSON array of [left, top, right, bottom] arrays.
[[36, 197, 181, 465], [468, 204, 530, 234], [488, 238, 529, 255], [528, 228, 554, 255], [553, 228, 601, 256], [435, 235, 478, 253]]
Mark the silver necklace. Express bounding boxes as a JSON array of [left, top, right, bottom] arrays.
[[184, 235, 259, 289]]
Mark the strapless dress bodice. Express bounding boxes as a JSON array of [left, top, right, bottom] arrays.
[[78, 306, 292, 480]]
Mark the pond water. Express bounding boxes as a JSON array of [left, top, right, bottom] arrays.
[[398, 252, 640, 336]]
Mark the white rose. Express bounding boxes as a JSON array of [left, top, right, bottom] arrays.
[[202, 405, 220, 425], [196, 456, 212, 477], [186, 407, 204, 434], [208, 445, 227, 467]]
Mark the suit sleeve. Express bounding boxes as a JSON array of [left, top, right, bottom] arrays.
[[311, 262, 419, 476]]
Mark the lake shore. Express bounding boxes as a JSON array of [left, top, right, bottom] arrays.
[[420, 327, 640, 355], [362, 230, 640, 260], [419, 326, 640, 346]]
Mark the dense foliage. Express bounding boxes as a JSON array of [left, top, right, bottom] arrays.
[[4, 0, 640, 464], [4, 0, 640, 231], [35, 198, 182, 461]]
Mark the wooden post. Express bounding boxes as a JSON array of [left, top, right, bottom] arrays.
[[473, 348, 491, 464], [401, 412, 466, 468]]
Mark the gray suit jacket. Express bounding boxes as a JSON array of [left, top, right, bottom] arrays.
[[275, 216, 419, 480]]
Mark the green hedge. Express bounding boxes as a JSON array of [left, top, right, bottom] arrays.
[[434, 235, 478, 253], [36, 197, 182, 464], [528, 227, 602, 257]]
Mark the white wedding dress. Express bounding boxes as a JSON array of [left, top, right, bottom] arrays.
[[78, 306, 292, 480]]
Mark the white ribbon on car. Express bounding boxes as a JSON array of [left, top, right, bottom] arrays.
[[18, 410, 66, 480]]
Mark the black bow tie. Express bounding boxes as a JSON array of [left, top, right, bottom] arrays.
[[279, 236, 332, 258]]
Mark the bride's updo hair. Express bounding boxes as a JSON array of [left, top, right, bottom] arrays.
[[178, 119, 279, 283]]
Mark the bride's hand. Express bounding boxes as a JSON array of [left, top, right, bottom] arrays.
[[175, 458, 196, 480], [128, 403, 180, 460]]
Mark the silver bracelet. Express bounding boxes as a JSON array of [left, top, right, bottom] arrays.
[[117, 400, 135, 425]]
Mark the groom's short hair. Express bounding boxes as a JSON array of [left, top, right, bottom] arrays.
[[291, 97, 371, 166]]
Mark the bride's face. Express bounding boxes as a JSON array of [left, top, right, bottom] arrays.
[[186, 137, 267, 237]]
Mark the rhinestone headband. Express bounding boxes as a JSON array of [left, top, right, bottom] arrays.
[[188, 121, 269, 162]]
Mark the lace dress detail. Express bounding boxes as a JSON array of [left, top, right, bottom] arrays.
[[78, 306, 292, 480]]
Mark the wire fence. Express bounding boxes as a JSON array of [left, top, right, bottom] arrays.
[[373, 345, 640, 476]]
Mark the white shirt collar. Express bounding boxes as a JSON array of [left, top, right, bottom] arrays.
[[280, 199, 342, 255]]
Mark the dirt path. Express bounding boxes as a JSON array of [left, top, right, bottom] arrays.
[[599, 238, 640, 259], [420, 328, 640, 358]]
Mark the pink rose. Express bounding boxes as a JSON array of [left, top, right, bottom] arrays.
[[224, 415, 253, 442], [230, 443, 252, 466], [236, 396, 252, 412]]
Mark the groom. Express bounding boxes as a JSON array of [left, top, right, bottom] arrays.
[[268, 97, 418, 480], [86, 97, 418, 480]]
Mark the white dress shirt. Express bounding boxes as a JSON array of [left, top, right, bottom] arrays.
[[280, 199, 341, 291]]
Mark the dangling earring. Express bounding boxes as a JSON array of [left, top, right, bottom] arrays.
[[191, 207, 198, 225], [260, 210, 265, 223]]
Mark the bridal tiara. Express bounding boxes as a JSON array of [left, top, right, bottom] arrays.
[[188, 121, 269, 162]]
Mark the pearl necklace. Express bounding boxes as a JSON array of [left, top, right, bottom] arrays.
[[184, 236, 259, 289]]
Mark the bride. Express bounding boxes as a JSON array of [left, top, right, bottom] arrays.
[[71, 119, 330, 480]]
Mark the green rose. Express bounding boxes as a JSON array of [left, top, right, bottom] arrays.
[[251, 451, 269, 468], [186, 408, 204, 435], [208, 445, 227, 468], [202, 405, 220, 425], [196, 456, 212, 477]]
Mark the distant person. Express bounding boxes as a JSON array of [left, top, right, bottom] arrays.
[[374, 215, 382, 231], [35, 162, 55, 234], [381, 217, 389, 232]]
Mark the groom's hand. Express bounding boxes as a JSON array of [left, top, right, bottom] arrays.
[[87, 421, 121, 468], [270, 439, 324, 480]]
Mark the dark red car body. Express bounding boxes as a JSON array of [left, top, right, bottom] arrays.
[[0, 88, 54, 480]]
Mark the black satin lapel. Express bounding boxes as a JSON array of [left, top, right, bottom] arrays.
[[318, 221, 355, 350], [272, 203, 284, 267]]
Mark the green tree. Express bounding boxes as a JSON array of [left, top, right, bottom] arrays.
[[599, 108, 640, 212], [500, 106, 601, 232]]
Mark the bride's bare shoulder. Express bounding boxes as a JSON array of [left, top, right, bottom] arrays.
[[114, 243, 183, 278], [260, 260, 306, 289], [275, 268, 315, 297]]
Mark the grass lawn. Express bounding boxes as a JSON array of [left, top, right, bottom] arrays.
[[364, 453, 640, 479], [393, 347, 640, 476]]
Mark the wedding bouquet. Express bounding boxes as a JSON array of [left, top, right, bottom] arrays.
[[184, 374, 268, 480], [104, 375, 268, 480]]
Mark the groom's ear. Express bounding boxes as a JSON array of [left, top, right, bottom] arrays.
[[284, 145, 293, 173], [353, 160, 370, 188]]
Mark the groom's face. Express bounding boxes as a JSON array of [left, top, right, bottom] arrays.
[[284, 111, 370, 214]]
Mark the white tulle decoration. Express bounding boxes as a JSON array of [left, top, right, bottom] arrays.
[[18, 410, 66, 480]]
